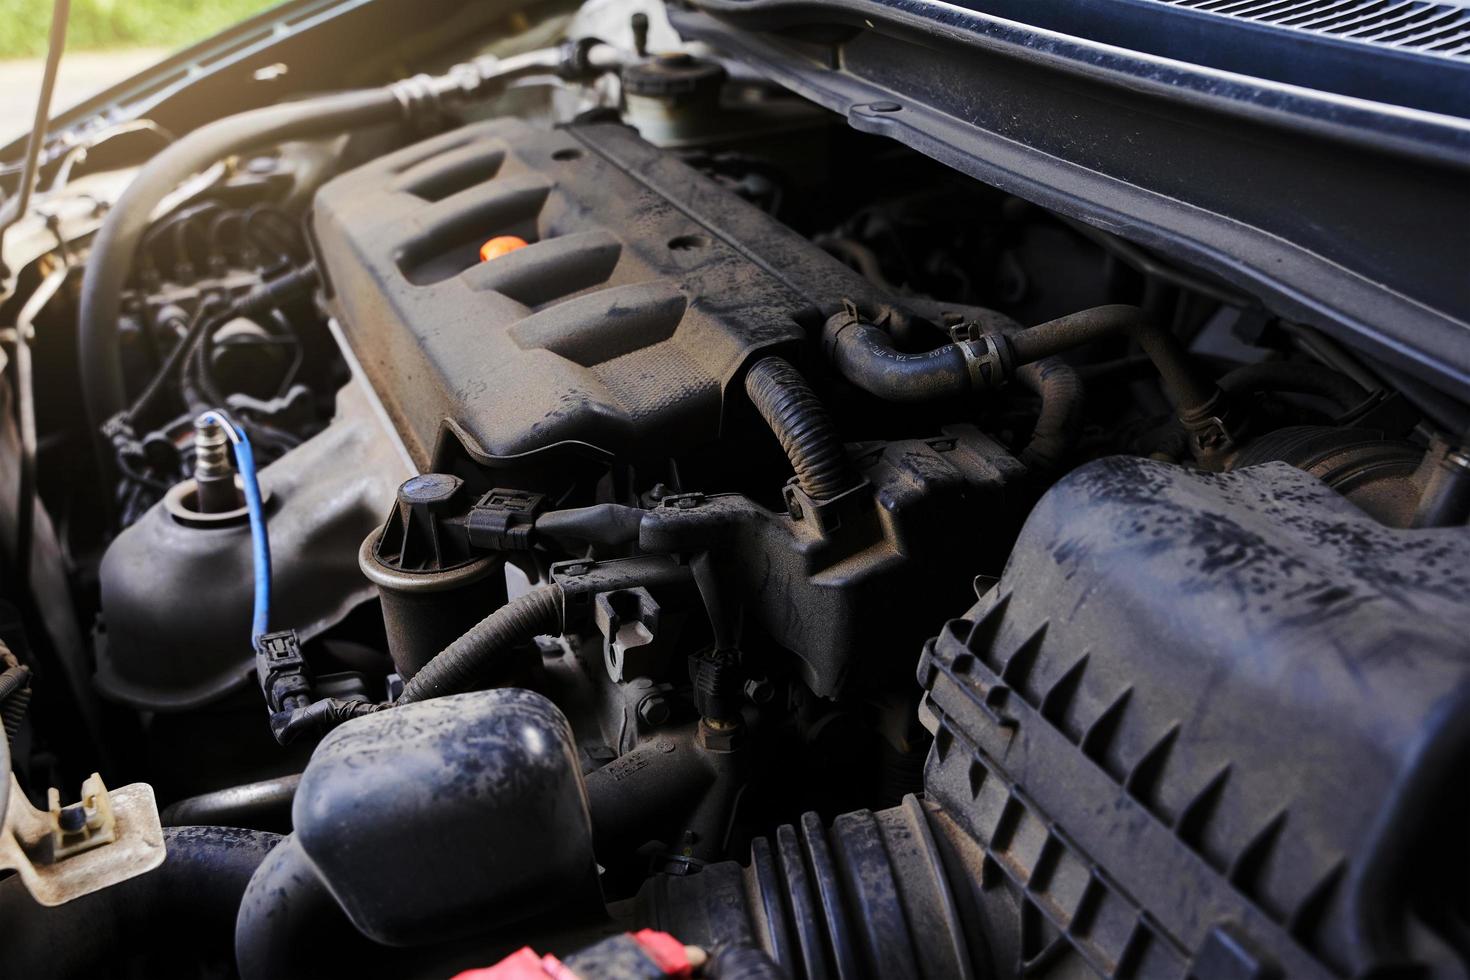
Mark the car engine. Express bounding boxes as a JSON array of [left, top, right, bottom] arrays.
[[0, 3, 1467, 978]]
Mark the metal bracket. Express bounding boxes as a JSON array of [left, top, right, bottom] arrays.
[[595, 587, 665, 683], [0, 773, 165, 906]]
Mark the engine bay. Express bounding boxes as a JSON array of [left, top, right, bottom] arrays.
[[0, 6, 1467, 978]]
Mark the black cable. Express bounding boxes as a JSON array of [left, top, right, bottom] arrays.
[[122, 299, 224, 429], [79, 45, 609, 447], [207, 209, 250, 267], [79, 87, 406, 444], [397, 585, 564, 704], [138, 200, 223, 278], [123, 263, 318, 434], [744, 357, 856, 500], [0, 640, 31, 744]]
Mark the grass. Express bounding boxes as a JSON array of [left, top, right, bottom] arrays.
[[0, 0, 282, 59]]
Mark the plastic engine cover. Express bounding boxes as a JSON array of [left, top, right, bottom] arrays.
[[919, 457, 1470, 978], [311, 119, 883, 470]]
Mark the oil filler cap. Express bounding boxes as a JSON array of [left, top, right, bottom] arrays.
[[479, 235, 528, 262]]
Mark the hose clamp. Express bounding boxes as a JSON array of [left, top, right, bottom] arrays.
[[1177, 388, 1245, 458], [388, 73, 440, 125], [952, 330, 1014, 391], [822, 301, 864, 358]]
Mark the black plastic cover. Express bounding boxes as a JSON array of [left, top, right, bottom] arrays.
[[96, 386, 402, 710], [291, 688, 598, 946], [919, 457, 1470, 977], [312, 119, 882, 470]]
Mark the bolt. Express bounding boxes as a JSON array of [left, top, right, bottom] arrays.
[[637, 693, 671, 728], [743, 676, 775, 705]]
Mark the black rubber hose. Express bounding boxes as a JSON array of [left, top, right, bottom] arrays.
[[888, 299, 1085, 473], [161, 774, 301, 829], [743, 357, 855, 500], [1006, 304, 1219, 417], [396, 585, 563, 704], [235, 831, 600, 980], [79, 88, 402, 435], [1014, 357, 1085, 473], [0, 825, 280, 979], [823, 317, 971, 403], [823, 302, 1083, 472], [583, 727, 716, 856], [235, 834, 370, 980], [1218, 361, 1372, 413]]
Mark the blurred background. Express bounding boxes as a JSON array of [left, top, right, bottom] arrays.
[[0, 0, 279, 142]]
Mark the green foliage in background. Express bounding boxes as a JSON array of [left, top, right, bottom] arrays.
[[0, 0, 280, 59]]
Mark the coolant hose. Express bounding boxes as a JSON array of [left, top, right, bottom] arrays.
[[395, 584, 563, 704], [826, 303, 1225, 458], [0, 825, 280, 978], [1217, 361, 1372, 414], [79, 89, 403, 432], [744, 357, 856, 500], [1014, 355, 1085, 473], [826, 303, 1084, 472], [826, 303, 1216, 415], [823, 316, 971, 403], [1006, 304, 1219, 417]]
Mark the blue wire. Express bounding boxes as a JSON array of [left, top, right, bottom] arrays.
[[198, 411, 271, 646]]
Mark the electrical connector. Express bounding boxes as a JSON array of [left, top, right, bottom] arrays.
[[465, 488, 545, 551], [254, 629, 310, 723]]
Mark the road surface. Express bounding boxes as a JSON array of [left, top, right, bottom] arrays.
[[0, 48, 167, 146]]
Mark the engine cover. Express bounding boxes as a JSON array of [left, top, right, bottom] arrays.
[[312, 119, 880, 470]]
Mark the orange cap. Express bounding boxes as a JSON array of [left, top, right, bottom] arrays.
[[480, 235, 529, 262]]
